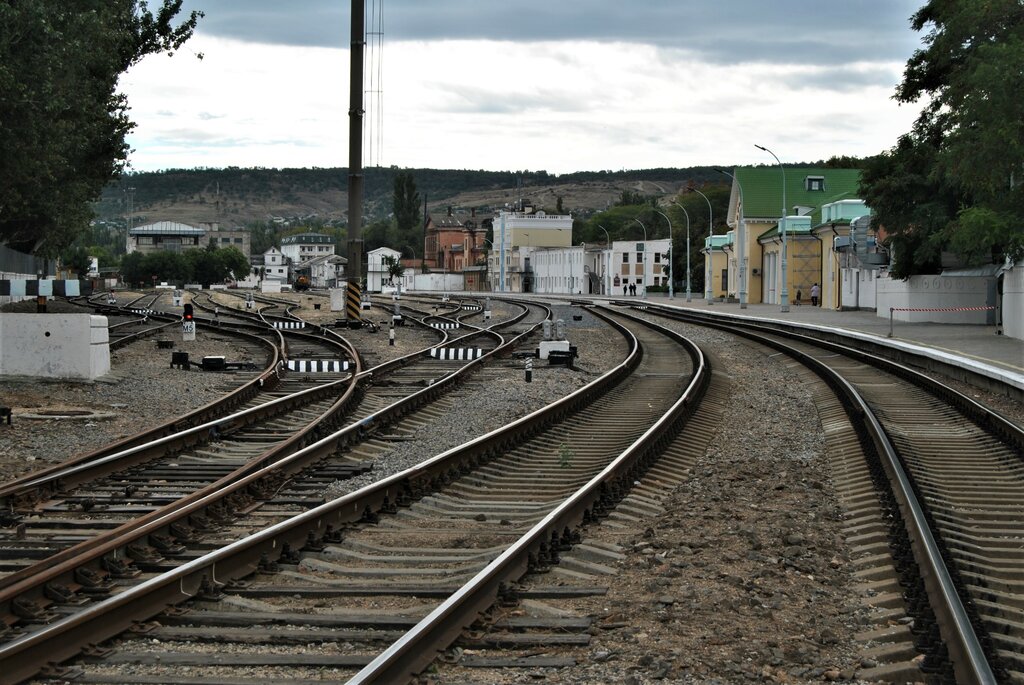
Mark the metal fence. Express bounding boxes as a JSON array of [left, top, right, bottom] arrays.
[[0, 244, 55, 279]]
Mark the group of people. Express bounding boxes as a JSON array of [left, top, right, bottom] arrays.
[[622, 282, 639, 296], [795, 283, 820, 307]]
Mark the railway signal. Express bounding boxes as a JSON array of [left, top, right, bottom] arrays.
[[182, 304, 196, 342]]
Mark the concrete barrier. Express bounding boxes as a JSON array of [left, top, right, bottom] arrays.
[[0, 314, 110, 380]]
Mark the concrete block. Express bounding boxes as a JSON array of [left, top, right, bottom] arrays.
[[538, 339, 570, 360], [0, 313, 110, 380]]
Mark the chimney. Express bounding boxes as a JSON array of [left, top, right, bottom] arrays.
[[447, 206, 452, 217]]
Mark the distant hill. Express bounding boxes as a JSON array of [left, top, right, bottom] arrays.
[[94, 166, 729, 228]]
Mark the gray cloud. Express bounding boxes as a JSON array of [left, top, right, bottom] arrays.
[[180, 0, 923, 66]]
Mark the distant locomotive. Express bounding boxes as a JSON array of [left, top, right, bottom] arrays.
[[292, 275, 311, 291]]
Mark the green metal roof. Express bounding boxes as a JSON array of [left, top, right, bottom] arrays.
[[281, 232, 334, 245], [734, 167, 861, 220]]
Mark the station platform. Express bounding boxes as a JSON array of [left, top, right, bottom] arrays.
[[644, 294, 1024, 393]]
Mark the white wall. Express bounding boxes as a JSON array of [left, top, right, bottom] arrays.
[[876, 273, 996, 324], [0, 314, 110, 379], [1003, 265, 1024, 340], [839, 268, 878, 310], [413, 272, 464, 292]]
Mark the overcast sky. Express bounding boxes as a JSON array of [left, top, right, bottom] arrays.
[[119, 0, 928, 174]]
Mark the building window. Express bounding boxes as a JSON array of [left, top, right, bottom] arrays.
[[234, 238, 243, 244], [138, 236, 153, 245], [622, 252, 629, 263], [221, 237, 230, 243], [654, 253, 661, 263], [636, 252, 644, 263], [805, 176, 825, 191]]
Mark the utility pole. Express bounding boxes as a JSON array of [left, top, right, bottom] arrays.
[[346, 0, 365, 323]]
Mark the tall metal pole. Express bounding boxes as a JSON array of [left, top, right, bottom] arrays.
[[756, 144, 789, 312], [632, 218, 647, 299], [715, 169, 746, 309], [687, 187, 714, 305], [346, 0, 365, 321], [597, 224, 611, 296], [667, 205, 690, 301], [654, 210, 676, 300]]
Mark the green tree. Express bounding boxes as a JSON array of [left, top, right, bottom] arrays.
[[393, 172, 421, 236], [861, 0, 1024, 276], [381, 254, 405, 283], [60, 245, 92, 277], [0, 1, 202, 255]]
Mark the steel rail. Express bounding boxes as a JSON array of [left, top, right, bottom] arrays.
[[0, 304, 551, 682], [349, 305, 710, 683], [0, 328, 284, 498], [637, 304, 1001, 685]]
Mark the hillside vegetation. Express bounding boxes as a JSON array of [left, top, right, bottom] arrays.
[[95, 166, 727, 227]]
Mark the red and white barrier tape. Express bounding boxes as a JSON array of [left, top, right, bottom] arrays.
[[889, 306, 995, 313]]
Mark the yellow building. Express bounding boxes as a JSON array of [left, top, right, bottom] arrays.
[[720, 167, 862, 307]]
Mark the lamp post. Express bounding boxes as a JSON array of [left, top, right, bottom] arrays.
[[667, 205, 689, 301], [597, 224, 611, 296], [580, 242, 586, 295], [714, 168, 746, 309], [686, 187, 715, 305], [755, 144, 789, 312], [482, 238, 494, 291], [653, 210, 677, 300], [632, 217, 647, 299]]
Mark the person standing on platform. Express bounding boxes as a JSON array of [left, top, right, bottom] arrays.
[[810, 283, 820, 307], [796, 289, 802, 305]]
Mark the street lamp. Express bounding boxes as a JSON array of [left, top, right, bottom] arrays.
[[755, 144, 789, 312], [667, 205, 689, 301], [597, 224, 611, 296], [654, 210, 677, 300], [633, 217, 647, 299], [482, 238, 494, 291], [714, 168, 747, 309], [686, 187, 715, 305]]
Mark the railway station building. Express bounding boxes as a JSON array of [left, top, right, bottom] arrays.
[[718, 167, 862, 306]]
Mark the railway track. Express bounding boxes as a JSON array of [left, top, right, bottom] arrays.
[[11, 293, 1018, 682], [630, 303, 1021, 683], [0, 305, 706, 683], [0, 297, 556, 682]]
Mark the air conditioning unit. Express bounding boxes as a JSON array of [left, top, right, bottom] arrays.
[[834, 236, 851, 250]]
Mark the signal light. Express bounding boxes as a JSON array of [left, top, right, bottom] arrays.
[[183, 303, 194, 320]]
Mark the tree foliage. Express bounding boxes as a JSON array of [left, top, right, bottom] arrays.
[[118, 246, 247, 287], [860, 0, 1024, 277], [392, 172, 421, 235], [381, 254, 404, 282], [0, 1, 202, 256]]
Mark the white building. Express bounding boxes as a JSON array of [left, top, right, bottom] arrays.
[[488, 209, 573, 293], [367, 247, 402, 292], [295, 254, 347, 289], [280, 232, 335, 264], [261, 247, 288, 283], [603, 239, 672, 297]]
